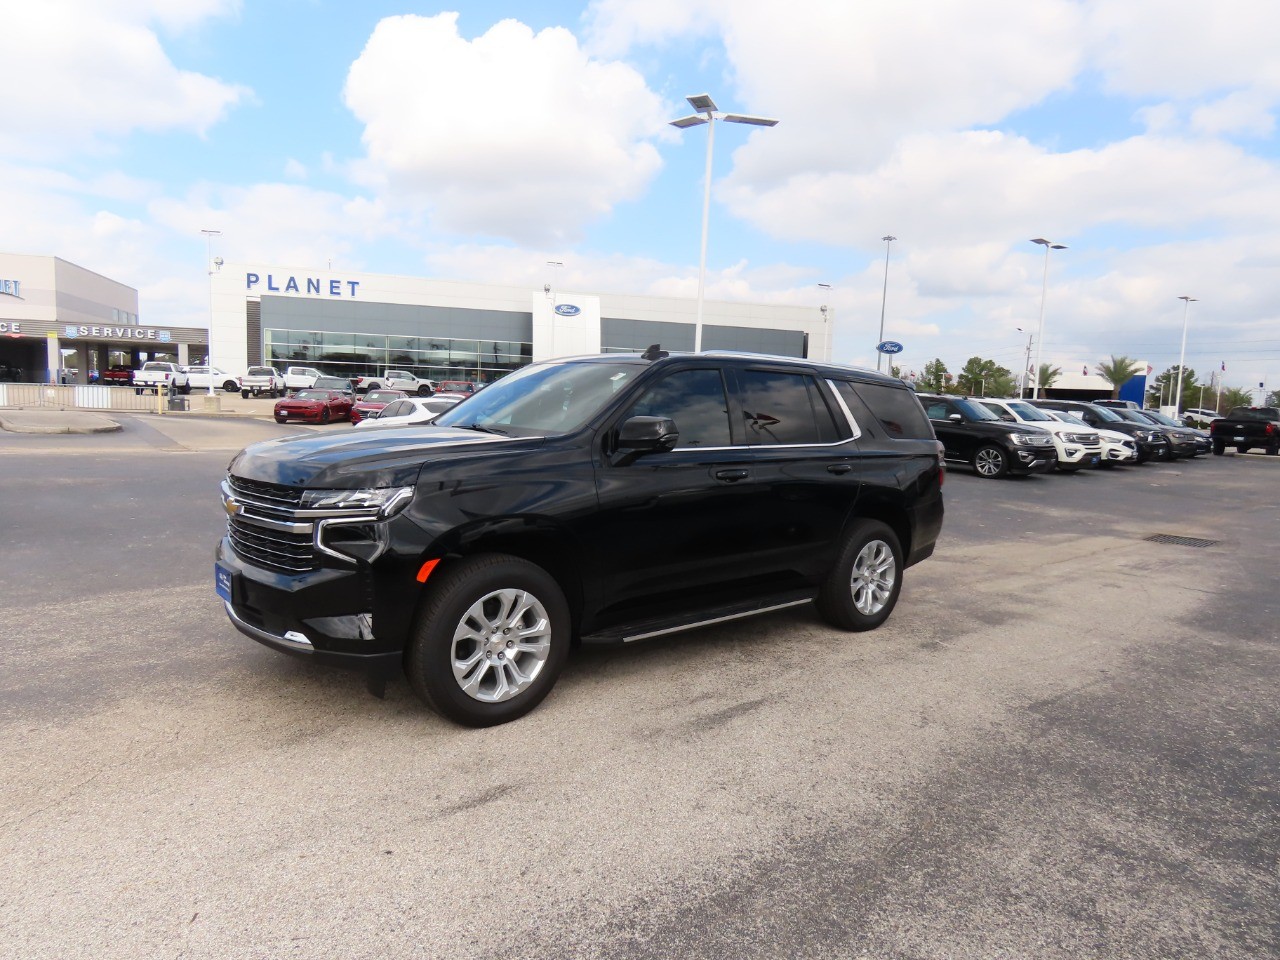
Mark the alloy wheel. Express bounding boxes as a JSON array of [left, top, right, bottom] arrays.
[[849, 539, 897, 616], [451, 589, 552, 703]]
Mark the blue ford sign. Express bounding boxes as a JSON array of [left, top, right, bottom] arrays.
[[554, 303, 581, 317], [876, 340, 904, 354]]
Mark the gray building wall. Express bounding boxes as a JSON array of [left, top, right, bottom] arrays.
[[261, 295, 531, 341], [601, 317, 806, 357]]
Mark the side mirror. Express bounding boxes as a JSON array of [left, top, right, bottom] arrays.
[[617, 416, 679, 453], [948, 413, 963, 422]]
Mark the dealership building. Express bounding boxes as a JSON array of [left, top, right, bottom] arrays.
[[0, 253, 209, 384], [209, 262, 828, 384], [0, 253, 830, 385]]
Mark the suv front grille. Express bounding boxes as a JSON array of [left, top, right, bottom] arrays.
[[228, 515, 318, 573], [227, 475, 305, 511]]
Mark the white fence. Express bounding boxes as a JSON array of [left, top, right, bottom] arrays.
[[0, 382, 162, 412]]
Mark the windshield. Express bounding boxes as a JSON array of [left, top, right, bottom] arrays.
[[1143, 411, 1179, 426], [1113, 409, 1154, 424], [364, 391, 401, 402], [247, 367, 273, 376], [433, 360, 643, 436], [293, 390, 327, 400], [1079, 404, 1122, 422], [1007, 401, 1053, 421], [142, 362, 168, 370], [1056, 411, 1088, 425], [951, 398, 1000, 421]]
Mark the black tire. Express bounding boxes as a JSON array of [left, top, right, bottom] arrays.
[[223, 380, 239, 392], [321, 407, 331, 424], [417, 385, 431, 396], [1212, 440, 1225, 455], [816, 519, 904, 632], [274, 416, 287, 424], [1056, 461, 1082, 473], [406, 555, 570, 727], [241, 390, 249, 399], [180, 382, 191, 394], [1237, 445, 1249, 454], [1268, 446, 1279, 456], [973, 444, 1009, 479]]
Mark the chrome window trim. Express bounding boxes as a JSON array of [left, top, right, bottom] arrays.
[[825, 379, 863, 440]]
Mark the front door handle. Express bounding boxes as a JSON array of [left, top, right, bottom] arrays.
[[715, 468, 750, 482], [827, 463, 853, 475]]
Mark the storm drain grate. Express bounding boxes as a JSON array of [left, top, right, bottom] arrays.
[[1145, 534, 1220, 548]]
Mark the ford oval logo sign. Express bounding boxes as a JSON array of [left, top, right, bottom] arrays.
[[554, 304, 581, 317], [876, 340, 904, 354]]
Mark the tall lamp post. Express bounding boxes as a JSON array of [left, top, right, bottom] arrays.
[[876, 235, 895, 371], [669, 94, 778, 352], [818, 283, 833, 361], [1030, 238, 1067, 399], [1016, 326, 1034, 397], [201, 228, 222, 396], [1174, 295, 1197, 414]]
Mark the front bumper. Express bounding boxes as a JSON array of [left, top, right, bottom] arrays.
[[1009, 446, 1058, 474], [216, 537, 403, 674]]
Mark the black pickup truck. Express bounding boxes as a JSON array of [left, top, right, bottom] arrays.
[[1209, 407, 1280, 455]]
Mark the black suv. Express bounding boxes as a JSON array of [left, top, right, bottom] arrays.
[[215, 351, 944, 726], [1030, 399, 1169, 463], [917, 393, 1057, 478]]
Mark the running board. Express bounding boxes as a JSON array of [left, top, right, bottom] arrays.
[[580, 590, 816, 646]]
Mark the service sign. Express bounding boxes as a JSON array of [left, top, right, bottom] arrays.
[[876, 340, 904, 354]]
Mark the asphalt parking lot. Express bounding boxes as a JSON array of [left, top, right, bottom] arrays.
[[1, 416, 1277, 960]]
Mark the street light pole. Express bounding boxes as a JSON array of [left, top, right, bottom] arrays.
[[1016, 326, 1034, 397], [669, 94, 778, 353], [818, 283, 833, 361], [1030, 238, 1067, 399], [201, 228, 222, 396], [876, 235, 895, 371], [1175, 296, 1197, 414]]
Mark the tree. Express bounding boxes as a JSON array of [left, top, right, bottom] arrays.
[[1145, 365, 1200, 411], [1095, 355, 1143, 399], [956, 356, 1017, 397], [919, 358, 950, 393], [1037, 364, 1062, 390], [1221, 387, 1255, 410], [1267, 389, 1280, 408]]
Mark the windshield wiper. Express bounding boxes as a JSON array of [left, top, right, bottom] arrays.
[[461, 424, 509, 436]]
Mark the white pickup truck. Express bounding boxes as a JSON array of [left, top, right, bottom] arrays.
[[240, 366, 284, 398], [283, 366, 322, 392], [354, 369, 435, 395], [133, 361, 190, 394]]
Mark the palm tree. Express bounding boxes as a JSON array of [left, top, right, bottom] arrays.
[[1037, 364, 1062, 390], [1095, 355, 1143, 399], [1221, 387, 1254, 410]]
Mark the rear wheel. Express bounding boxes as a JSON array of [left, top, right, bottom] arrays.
[[417, 385, 431, 396], [816, 519, 903, 631], [406, 555, 570, 727], [1212, 439, 1225, 455], [1237, 445, 1250, 454], [973, 444, 1009, 478], [241, 390, 249, 399]]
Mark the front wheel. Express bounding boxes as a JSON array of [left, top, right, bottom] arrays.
[[816, 519, 903, 631], [406, 555, 570, 727], [223, 380, 239, 392], [973, 444, 1009, 478], [320, 407, 331, 424], [417, 385, 431, 396]]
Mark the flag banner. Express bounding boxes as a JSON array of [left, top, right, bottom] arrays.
[[1146, 364, 1153, 375], [1082, 365, 1089, 375], [1222, 361, 1226, 372]]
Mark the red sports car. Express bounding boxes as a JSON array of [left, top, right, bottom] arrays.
[[273, 389, 353, 424], [350, 388, 407, 424]]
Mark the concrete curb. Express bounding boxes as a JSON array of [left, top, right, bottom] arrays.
[[0, 411, 122, 434]]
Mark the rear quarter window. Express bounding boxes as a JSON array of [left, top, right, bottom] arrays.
[[839, 381, 933, 439]]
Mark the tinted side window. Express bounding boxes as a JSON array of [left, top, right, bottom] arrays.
[[924, 399, 954, 420], [623, 368, 732, 448], [844, 382, 932, 439], [383, 400, 409, 417], [738, 370, 838, 445]]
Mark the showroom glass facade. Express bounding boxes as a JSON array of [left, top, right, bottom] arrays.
[[260, 295, 533, 383]]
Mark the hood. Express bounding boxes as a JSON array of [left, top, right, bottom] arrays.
[[227, 425, 539, 489]]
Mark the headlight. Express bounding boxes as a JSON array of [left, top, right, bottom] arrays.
[[301, 486, 413, 517], [1010, 433, 1044, 445]]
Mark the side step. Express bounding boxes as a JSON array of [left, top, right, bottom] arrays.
[[580, 590, 816, 646]]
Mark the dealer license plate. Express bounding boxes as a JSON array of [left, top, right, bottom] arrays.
[[215, 562, 234, 603]]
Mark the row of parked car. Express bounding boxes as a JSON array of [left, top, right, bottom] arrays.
[[919, 394, 1224, 479], [271, 387, 466, 426]]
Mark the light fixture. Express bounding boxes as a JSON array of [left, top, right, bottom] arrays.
[[668, 94, 779, 352], [1030, 238, 1067, 399]]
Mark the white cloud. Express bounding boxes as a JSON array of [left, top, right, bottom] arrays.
[[0, 0, 249, 159], [343, 13, 669, 244]]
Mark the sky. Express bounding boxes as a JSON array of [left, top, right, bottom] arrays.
[[4, 0, 1280, 394]]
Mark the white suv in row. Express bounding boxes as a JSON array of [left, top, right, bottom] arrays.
[[976, 398, 1104, 471]]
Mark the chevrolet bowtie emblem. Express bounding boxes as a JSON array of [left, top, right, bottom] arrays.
[[224, 497, 242, 517]]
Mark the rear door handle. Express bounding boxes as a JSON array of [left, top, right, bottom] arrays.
[[715, 468, 750, 482], [827, 463, 853, 475]]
